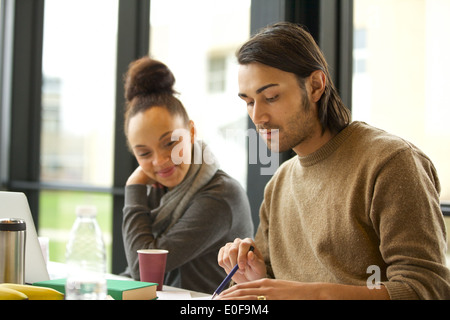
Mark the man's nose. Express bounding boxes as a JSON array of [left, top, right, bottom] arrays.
[[250, 102, 269, 125]]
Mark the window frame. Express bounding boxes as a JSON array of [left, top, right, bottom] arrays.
[[2, 0, 149, 274]]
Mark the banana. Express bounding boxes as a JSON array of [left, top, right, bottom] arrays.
[[0, 286, 28, 300], [0, 283, 64, 300]]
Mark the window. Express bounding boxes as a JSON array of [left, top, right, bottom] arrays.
[[208, 56, 227, 93], [4, 0, 445, 275], [149, 0, 251, 189], [38, 0, 119, 271], [353, 0, 450, 263], [353, 28, 367, 74]]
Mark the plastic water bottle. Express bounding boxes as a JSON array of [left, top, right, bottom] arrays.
[[65, 205, 107, 300]]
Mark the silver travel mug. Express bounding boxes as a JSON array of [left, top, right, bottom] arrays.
[[0, 218, 26, 284]]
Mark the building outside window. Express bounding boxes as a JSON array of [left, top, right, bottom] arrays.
[[38, 0, 119, 270]]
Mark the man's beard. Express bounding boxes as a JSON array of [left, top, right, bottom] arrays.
[[257, 127, 280, 152], [256, 97, 314, 153]]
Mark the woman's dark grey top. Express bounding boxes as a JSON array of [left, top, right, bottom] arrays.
[[122, 170, 254, 293]]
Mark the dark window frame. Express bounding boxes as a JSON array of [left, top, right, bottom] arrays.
[[2, 0, 149, 274]]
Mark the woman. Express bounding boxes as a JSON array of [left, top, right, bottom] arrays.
[[121, 56, 254, 293]]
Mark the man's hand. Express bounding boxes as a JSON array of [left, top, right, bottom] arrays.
[[215, 278, 390, 300], [218, 238, 267, 284]]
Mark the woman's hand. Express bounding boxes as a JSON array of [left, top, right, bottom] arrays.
[[217, 238, 267, 284], [126, 166, 160, 187]]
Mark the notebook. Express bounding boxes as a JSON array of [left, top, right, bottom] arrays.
[[0, 191, 50, 284]]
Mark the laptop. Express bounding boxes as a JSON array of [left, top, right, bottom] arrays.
[[0, 191, 50, 284]]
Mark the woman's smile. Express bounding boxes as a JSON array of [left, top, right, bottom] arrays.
[[156, 165, 176, 178]]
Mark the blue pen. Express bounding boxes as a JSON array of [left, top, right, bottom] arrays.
[[212, 246, 254, 299]]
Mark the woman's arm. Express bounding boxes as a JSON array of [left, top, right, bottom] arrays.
[[122, 184, 234, 279]]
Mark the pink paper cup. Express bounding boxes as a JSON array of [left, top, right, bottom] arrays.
[[137, 249, 168, 291]]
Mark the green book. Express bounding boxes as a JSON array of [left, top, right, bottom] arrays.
[[33, 278, 158, 300]]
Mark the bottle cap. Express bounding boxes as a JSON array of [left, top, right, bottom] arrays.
[[0, 218, 26, 231], [75, 205, 97, 217]]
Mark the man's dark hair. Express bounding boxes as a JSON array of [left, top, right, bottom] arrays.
[[237, 22, 351, 134]]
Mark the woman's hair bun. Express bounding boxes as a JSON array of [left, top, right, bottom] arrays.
[[124, 56, 176, 102]]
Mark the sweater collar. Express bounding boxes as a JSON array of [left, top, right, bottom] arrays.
[[298, 121, 360, 167]]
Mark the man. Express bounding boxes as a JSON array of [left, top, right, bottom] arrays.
[[217, 22, 450, 299]]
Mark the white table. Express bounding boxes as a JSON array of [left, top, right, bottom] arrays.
[[47, 261, 211, 300]]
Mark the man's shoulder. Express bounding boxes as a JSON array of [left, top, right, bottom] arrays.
[[348, 121, 417, 156]]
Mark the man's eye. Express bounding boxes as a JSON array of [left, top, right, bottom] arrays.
[[266, 95, 279, 102]]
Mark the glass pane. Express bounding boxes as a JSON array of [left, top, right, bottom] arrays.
[[353, 0, 450, 204], [353, 0, 450, 263], [149, 0, 251, 189], [38, 190, 113, 273], [40, 0, 118, 187], [39, 0, 118, 270]]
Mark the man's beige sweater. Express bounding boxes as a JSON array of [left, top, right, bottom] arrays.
[[255, 121, 450, 299]]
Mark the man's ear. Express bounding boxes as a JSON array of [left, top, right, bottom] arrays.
[[308, 70, 326, 103]]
